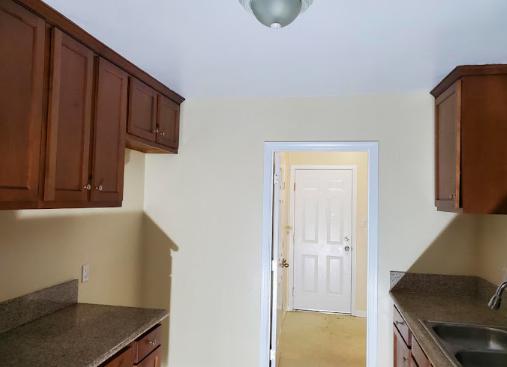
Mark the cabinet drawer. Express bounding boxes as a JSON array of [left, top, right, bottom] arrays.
[[412, 337, 430, 367], [135, 346, 161, 367], [133, 325, 162, 364], [101, 346, 133, 367], [393, 306, 411, 347]]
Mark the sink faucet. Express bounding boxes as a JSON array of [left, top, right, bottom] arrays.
[[488, 281, 507, 310]]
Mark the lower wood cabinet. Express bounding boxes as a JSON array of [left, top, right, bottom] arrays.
[[101, 325, 162, 367], [393, 307, 431, 367]]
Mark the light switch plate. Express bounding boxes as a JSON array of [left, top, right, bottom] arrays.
[[81, 264, 90, 283]]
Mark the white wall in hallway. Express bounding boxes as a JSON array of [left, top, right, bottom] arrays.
[[144, 93, 477, 367]]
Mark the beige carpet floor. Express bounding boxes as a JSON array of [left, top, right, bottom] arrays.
[[278, 311, 366, 367]]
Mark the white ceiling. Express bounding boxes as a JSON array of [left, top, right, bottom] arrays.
[[43, 0, 507, 98]]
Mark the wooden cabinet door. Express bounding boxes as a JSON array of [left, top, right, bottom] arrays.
[[90, 57, 128, 203], [128, 78, 157, 142], [102, 346, 133, 367], [136, 347, 161, 367], [394, 326, 411, 367], [156, 94, 179, 150], [44, 29, 94, 203], [435, 80, 461, 211], [0, 0, 46, 202]]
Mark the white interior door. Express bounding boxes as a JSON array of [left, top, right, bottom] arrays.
[[293, 169, 353, 313]]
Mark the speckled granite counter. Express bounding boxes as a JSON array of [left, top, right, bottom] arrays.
[[390, 272, 507, 367], [0, 281, 168, 367]]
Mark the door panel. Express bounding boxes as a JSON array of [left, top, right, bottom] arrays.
[[0, 0, 45, 202], [91, 57, 128, 203], [156, 94, 179, 150], [128, 77, 157, 142], [435, 81, 461, 209], [45, 29, 94, 202], [293, 169, 353, 313]]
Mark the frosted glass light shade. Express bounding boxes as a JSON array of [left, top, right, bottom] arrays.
[[239, 0, 313, 28]]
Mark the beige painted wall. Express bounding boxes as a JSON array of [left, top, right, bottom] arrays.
[[0, 149, 146, 305], [143, 94, 477, 367], [476, 215, 507, 285], [281, 151, 369, 314]]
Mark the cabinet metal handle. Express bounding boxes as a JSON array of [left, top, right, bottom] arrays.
[[153, 127, 159, 134], [95, 185, 103, 191], [82, 184, 91, 191], [148, 339, 157, 346], [160, 131, 166, 136]]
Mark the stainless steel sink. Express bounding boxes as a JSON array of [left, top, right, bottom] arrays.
[[456, 351, 507, 367], [424, 321, 507, 367]]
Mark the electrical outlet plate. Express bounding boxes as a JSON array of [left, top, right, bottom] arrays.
[[81, 264, 90, 283]]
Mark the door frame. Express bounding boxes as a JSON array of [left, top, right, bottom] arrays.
[[260, 141, 379, 367], [287, 165, 358, 315]]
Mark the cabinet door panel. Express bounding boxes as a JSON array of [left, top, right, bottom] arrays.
[[128, 78, 157, 142], [101, 346, 133, 367], [156, 94, 179, 150], [435, 80, 461, 211], [0, 0, 45, 202], [394, 326, 411, 367], [91, 58, 128, 203], [45, 29, 94, 202]]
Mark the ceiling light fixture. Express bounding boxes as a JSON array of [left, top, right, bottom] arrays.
[[239, 0, 314, 29]]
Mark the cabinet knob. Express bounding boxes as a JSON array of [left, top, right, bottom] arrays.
[[160, 131, 166, 136], [82, 184, 91, 191], [148, 339, 157, 346], [153, 127, 159, 134], [95, 185, 103, 191]]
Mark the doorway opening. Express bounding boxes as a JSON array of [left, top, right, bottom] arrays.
[[261, 142, 378, 367]]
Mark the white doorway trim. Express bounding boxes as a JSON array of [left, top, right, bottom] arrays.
[[287, 165, 358, 316], [260, 141, 379, 367]]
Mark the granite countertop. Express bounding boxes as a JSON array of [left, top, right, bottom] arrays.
[[0, 303, 168, 367], [0, 281, 168, 367], [390, 272, 507, 367]]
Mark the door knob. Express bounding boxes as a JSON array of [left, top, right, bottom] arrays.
[[280, 258, 290, 268], [345, 246, 351, 252]]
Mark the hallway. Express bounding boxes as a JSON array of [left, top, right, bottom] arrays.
[[278, 311, 366, 367]]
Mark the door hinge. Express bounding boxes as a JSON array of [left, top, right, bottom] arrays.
[[272, 260, 277, 272], [293, 182, 296, 191], [270, 349, 276, 361]]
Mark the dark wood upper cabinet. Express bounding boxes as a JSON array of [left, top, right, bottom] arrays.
[[156, 94, 180, 150], [128, 77, 157, 142], [0, 0, 183, 209], [432, 65, 507, 214], [0, 0, 46, 203], [91, 58, 128, 203], [435, 81, 461, 212], [44, 28, 94, 203]]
